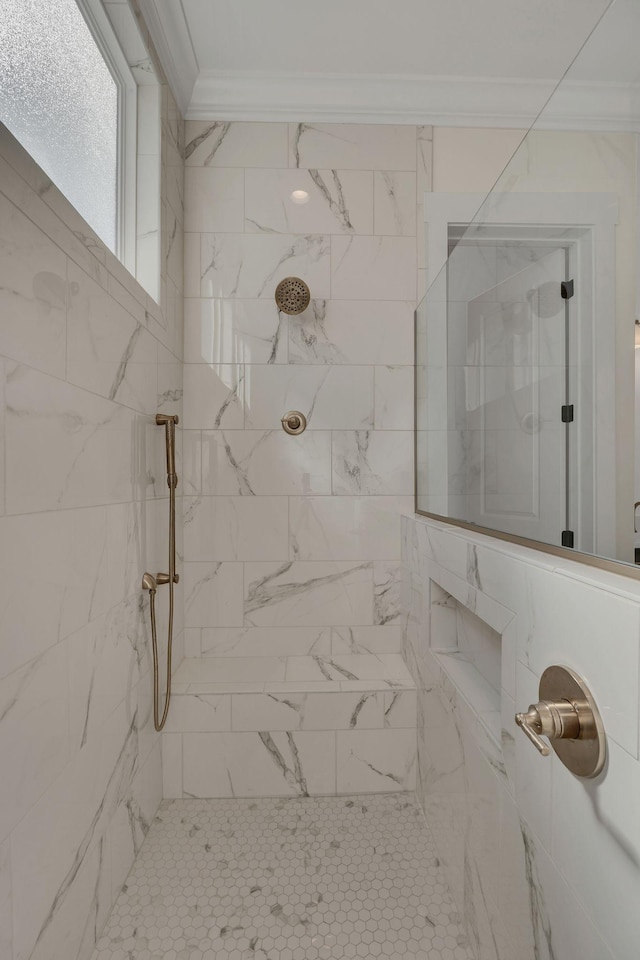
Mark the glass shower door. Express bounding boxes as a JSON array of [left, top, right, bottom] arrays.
[[446, 238, 572, 547]]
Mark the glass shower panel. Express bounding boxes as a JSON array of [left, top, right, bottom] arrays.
[[418, 232, 574, 549]]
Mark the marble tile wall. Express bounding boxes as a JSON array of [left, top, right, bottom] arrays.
[[0, 10, 184, 958], [402, 513, 640, 960], [182, 122, 431, 661]]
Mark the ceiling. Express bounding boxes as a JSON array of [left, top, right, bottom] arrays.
[[182, 0, 608, 79], [139, 0, 638, 125]]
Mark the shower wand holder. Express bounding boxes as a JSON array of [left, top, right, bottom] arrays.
[[142, 570, 180, 592]]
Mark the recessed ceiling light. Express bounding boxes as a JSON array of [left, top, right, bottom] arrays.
[[291, 189, 310, 205]]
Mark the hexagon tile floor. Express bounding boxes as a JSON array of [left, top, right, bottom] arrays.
[[91, 794, 475, 960]]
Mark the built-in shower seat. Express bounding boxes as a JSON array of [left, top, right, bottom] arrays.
[[161, 654, 417, 799]]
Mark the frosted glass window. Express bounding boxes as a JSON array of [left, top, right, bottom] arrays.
[[0, 0, 118, 250]]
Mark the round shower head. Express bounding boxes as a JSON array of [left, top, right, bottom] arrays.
[[275, 277, 311, 315]]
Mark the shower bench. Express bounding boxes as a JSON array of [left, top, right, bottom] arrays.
[[161, 654, 417, 799]]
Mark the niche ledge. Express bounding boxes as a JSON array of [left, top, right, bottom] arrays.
[[430, 583, 502, 746]]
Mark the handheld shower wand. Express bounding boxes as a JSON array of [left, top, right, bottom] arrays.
[[142, 413, 179, 731]]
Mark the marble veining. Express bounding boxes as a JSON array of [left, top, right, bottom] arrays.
[[245, 560, 370, 618], [184, 120, 231, 164], [91, 794, 474, 960]]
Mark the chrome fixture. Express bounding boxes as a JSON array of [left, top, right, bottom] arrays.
[[281, 410, 307, 435], [515, 664, 605, 778], [275, 276, 311, 315], [142, 413, 179, 732]]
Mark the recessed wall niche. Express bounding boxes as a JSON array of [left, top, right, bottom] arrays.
[[429, 580, 501, 741]]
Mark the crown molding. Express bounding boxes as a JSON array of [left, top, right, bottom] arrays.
[[137, 0, 198, 116], [188, 70, 640, 131]]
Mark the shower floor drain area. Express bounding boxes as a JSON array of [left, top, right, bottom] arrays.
[[91, 794, 473, 960]]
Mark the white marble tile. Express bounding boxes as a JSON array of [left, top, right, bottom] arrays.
[[182, 731, 336, 797], [403, 513, 640, 958], [374, 364, 414, 429], [245, 169, 373, 234], [5, 363, 135, 512], [285, 653, 411, 684], [108, 740, 162, 903], [201, 429, 332, 495], [67, 598, 145, 754], [67, 262, 158, 413], [181, 429, 202, 494], [521, 565, 640, 757], [331, 236, 416, 300], [184, 167, 244, 232], [516, 820, 617, 960], [288, 299, 414, 365], [331, 625, 403, 654], [165, 201, 183, 292], [185, 121, 288, 167], [157, 356, 183, 427], [374, 171, 417, 236], [0, 508, 108, 680], [514, 661, 552, 851], [183, 495, 289, 561], [184, 298, 287, 364], [183, 232, 201, 297], [182, 681, 267, 695], [244, 561, 373, 627], [244, 364, 374, 430], [10, 702, 140, 960], [336, 729, 416, 792], [374, 560, 403, 626], [417, 125, 434, 197], [21, 831, 110, 960], [200, 233, 331, 299], [551, 736, 640, 960], [230, 692, 308, 731], [264, 681, 338, 694], [161, 734, 183, 799], [383, 690, 417, 728], [332, 430, 413, 494], [174, 656, 287, 685], [0, 641, 70, 844], [0, 191, 67, 377], [200, 626, 331, 658], [163, 694, 231, 733], [289, 123, 417, 171], [0, 361, 4, 517], [182, 363, 244, 429], [0, 839, 11, 960], [232, 690, 385, 732], [183, 561, 244, 628], [289, 496, 411, 561]]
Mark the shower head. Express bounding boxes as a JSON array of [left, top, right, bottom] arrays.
[[275, 277, 311, 315]]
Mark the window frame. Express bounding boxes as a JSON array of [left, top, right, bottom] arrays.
[[75, 0, 138, 274]]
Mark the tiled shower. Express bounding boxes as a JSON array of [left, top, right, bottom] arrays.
[[2, 3, 640, 960], [165, 119, 425, 799]]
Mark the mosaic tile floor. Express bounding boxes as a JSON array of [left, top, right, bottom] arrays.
[[92, 794, 474, 960]]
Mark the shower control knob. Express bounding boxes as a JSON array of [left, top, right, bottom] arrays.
[[281, 411, 307, 435], [514, 665, 606, 778]]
